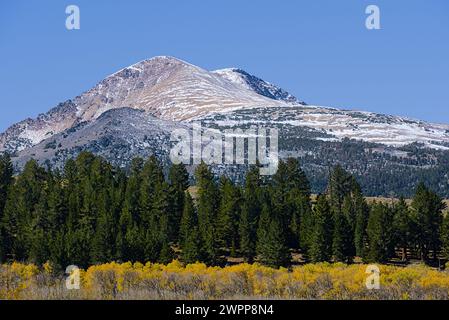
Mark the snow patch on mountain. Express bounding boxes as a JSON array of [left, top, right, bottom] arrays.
[[201, 105, 449, 149], [1, 56, 449, 157], [213, 68, 304, 104]]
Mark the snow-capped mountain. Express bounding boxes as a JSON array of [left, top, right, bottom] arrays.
[[2, 55, 449, 156], [2, 56, 449, 196], [0, 56, 296, 154]]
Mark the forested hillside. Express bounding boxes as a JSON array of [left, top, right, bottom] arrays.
[[0, 152, 448, 269]]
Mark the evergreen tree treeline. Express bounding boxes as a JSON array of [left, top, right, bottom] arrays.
[[0, 152, 448, 269]]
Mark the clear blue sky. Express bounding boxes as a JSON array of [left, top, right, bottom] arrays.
[[1, 0, 448, 131]]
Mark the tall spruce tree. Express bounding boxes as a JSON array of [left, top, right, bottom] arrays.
[[366, 203, 395, 263], [240, 166, 262, 261], [327, 165, 355, 213], [91, 189, 116, 264], [116, 158, 143, 262], [410, 183, 446, 261], [0, 154, 13, 212], [153, 181, 174, 264], [182, 226, 202, 264], [257, 217, 290, 268], [354, 187, 369, 259], [140, 156, 164, 226], [179, 191, 202, 263], [0, 154, 13, 262], [297, 194, 314, 256], [239, 204, 255, 262], [216, 176, 240, 253], [310, 194, 333, 262], [327, 166, 360, 262], [195, 162, 219, 265], [332, 208, 354, 263], [393, 197, 411, 261], [168, 163, 189, 243], [2, 160, 47, 261], [272, 158, 311, 248], [180, 192, 197, 247], [256, 203, 271, 259], [441, 213, 449, 260]]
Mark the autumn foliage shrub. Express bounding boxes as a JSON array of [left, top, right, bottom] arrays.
[[1, 261, 449, 300]]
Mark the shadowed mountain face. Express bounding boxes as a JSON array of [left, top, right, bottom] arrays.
[[2, 56, 449, 197]]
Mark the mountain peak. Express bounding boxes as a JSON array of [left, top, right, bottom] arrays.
[[0, 56, 298, 154], [107, 55, 199, 79]]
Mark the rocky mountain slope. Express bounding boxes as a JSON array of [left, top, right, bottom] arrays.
[[0, 56, 296, 154], [2, 56, 449, 196]]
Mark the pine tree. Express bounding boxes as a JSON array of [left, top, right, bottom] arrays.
[[135, 170, 174, 264], [297, 194, 313, 255], [1, 160, 47, 261], [0, 153, 13, 212], [28, 185, 51, 265], [153, 182, 174, 263], [271, 160, 292, 229], [327, 166, 359, 263], [238, 166, 265, 262], [327, 165, 355, 213], [354, 187, 369, 259], [411, 183, 446, 261], [239, 204, 255, 262], [340, 195, 356, 258], [91, 190, 115, 264], [258, 218, 290, 268], [284, 158, 311, 198], [116, 158, 143, 262], [393, 197, 411, 261], [168, 163, 189, 243], [195, 162, 219, 265], [310, 194, 333, 262], [0, 154, 13, 262], [181, 226, 202, 264], [179, 192, 196, 245], [366, 203, 395, 263], [272, 159, 311, 248], [63, 159, 80, 231], [140, 156, 164, 226], [126, 157, 143, 222], [117, 205, 143, 262], [332, 209, 353, 263], [256, 204, 271, 258], [441, 213, 449, 260], [179, 191, 202, 263], [216, 176, 240, 251]]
